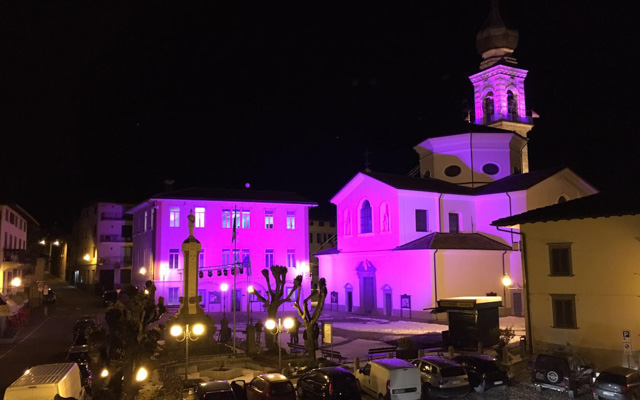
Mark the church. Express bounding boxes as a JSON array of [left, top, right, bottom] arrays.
[[316, 0, 597, 319]]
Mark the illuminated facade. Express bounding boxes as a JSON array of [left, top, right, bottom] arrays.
[[316, 1, 598, 319], [128, 188, 316, 313], [0, 204, 35, 294]]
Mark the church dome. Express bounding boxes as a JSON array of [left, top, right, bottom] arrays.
[[475, 0, 519, 56]]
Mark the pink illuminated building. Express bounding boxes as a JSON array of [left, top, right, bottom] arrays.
[[316, 1, 598, 319], [128, 188, 316, 313]]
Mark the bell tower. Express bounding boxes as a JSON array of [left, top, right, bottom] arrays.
[[469, 0, 533, 173]]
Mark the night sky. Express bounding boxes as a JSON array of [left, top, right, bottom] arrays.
[[2, 1, 640, 230]]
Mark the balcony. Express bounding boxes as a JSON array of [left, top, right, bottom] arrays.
[[2, 249, 33, 263], [101, 212, 124, 221], [99, 234, 132, 243], [98, 256, 131, 268]]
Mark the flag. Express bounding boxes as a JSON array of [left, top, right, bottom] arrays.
[[532, 110, 540, 118], [231, 207, 237, 243]]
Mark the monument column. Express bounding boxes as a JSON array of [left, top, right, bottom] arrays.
[[179, 211, 202, 316]]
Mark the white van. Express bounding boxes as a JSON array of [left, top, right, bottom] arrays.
[[355, 358, 422, 400], [4, 362, 86, 400]]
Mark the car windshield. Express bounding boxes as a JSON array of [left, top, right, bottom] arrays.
[[598, 372, 627, 386], [202, 392, 235, 400], [270, 381, 294, 395], [441, 366, 466, 377], [333, 375, 357, 390]]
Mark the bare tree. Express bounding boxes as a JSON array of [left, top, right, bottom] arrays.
[[252, 266, 302, 349], [293, 278, 328, 360]]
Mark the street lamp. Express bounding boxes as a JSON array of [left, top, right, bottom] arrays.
[[501, 274, 512, 287], [265, 317, 294, 371], [135, 366, 148, 382], [220, 283, 229, 318], [247, 285, 255, 326], [170, 323, 205, 380], [40, 239, 61, 272]]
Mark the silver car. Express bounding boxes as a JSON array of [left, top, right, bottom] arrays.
[[411, 356, 470, 398]]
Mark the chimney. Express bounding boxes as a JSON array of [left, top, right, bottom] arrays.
[[164, 179, 175, 192]]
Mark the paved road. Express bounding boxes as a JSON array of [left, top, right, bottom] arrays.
[[0, 278, 103, 395]]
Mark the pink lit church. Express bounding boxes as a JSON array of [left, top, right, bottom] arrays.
[[128, 187, 316, 312], [316, 1, 597, 319]]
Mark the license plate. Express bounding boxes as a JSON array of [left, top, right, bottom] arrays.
[[602, 391, 614, 397], [494, 381, 503, 385]]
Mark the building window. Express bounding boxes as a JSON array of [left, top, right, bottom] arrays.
[[168, 288, 179, 306], [232, 209, 241, 229], [344, 209, 352, 236], [195, 207, 205, 228], [551, 294, 576, 328], [169, 249, 179, 269], [444, 165, 461, 177], [309, 233, 313, 243], [380, 203, 390, 232], [169, 207, 180, 228], [483, 92, 494, 119], [287, 211, 296, 230], [241, 211, 250, 229], [199, 250, 205, 268], [144, 211, 148, 231], [557, 195, 568, 204], [449, 213, 460, 233], [316, 233, 322, 243], [222, 210, 231, 228], [233, 249, 240, 265], [222, 250, 231, 267], [265, 211, 274, 229], [265, 249, 274, 268], [548, 243, 572, 276], [360, 200, 372, 234], [482, 163, 500, 175], [415, 209, 428, 232], [287, 250, 295, 268], [242, 250, 251, 268], [507, 90, 517, 115]]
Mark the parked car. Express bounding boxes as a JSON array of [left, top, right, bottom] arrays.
[[4, 362, 86, 400], [593, 366, 640, 400], [532, 353, 595, 398], [296, 366, 361, 399], [73, 316, 97, 345], [43, 288, 56, 304], [246, 373, 295, 400], [102, 290, 118, 307], [67, 344, 91, 365], [195, 380, 245, 400], [355, 358, 421, 400], [452, 354, 509, 393], [411, 356, 470, 398]]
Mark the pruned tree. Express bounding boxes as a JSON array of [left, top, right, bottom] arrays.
[[252, 266, 302, 349], [293, 278, 328, 360]]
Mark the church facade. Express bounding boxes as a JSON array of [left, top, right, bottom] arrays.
[[316, 1, 597, 319]]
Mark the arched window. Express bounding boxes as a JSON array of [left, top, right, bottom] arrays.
[[380, 203, 390, 232], [507, 90, 517, 115], [483, 92, 494, 121], [343, 209, 352, 236], [557, 195, 568, 204], [360, 200, 372, 234]]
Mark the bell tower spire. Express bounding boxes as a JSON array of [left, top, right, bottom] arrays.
[[469, 0, 533, 173]]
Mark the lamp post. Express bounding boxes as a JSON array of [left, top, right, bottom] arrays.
[[39, 239, 60, 273], [247, 285, 254, 326], [265, 317, 294, 372], [170, 323, 205, 380], [221, 283, 229, 318]]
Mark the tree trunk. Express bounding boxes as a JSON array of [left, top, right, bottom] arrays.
[[265, 305, 279, 350], [302, 322, 317, 361]]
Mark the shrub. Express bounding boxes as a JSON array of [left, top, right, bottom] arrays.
[[490, 326, 516, 349]]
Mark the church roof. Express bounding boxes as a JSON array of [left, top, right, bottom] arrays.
[[314, 246, 339, 256], [492, 192, 640, 226], [422, 123, 517, 140], [475, 166, 566, 194], [395, 233, 512, 251], [149, 187, 316, 205], [363, 166, 569, 196], [475, 0, 519, 55], [362, 171, 475, 195]]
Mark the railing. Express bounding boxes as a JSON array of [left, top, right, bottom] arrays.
[[480, 113, 533, 125], [101, 212, 124, 220], [2, 249, 32, 263], [99, 234, 132, 243], [99, 256, 131, 267]]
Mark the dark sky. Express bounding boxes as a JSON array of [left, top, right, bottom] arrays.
[[2, 1, 640, 230]]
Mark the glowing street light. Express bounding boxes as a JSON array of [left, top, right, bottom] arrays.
[[40, 239, 62, 272], [501, 274, 512, 287], [139, 267, 147, 275], [100, 368, 109, 378], [221, 283, 229, 318], [170, 323, 206, 380], [135, 366, 148, 382], [83, 254, 91, 262], [247, 285, 255, 325], [265, 317, 294, 371], [10, 277, 22, 287]]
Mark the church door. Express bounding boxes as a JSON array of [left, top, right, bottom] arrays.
[[362, 277, 375, 314], [347, 291, 353, 312], [384, 293, 392, 316], [512, 292, 523, 316]]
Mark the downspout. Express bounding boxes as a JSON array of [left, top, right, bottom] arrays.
[[497, 226, 532, 355], [433, 249, 439, 306], [505, 192, 514, 244], [470, 132, 475, 188], [501, 249, 508, 305], [439, 193, 444, 231]]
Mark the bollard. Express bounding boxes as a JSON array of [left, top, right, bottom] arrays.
[[520, 335, 527, 355], [448, 346, 455, 358], [354, 357, 360, 371], [502, 345, 510, 364]]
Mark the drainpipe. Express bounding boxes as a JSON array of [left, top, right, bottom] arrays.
[[470, 132, 475, 188], [439, 193, 444, 231], [501, 249, 508, 304], [497, 226, 532, 355], [505, 193, 514, 244], [432, 249, 439, 306]]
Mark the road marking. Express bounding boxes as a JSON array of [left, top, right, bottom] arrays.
[[18, 317, 50, 344]]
